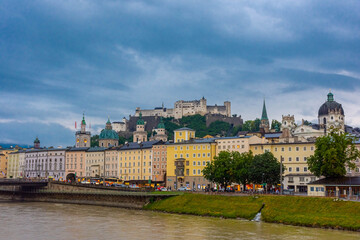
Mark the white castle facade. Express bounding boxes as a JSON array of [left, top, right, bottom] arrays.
[[134, 97, 231, 119]]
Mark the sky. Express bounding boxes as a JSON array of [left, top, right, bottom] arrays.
[[0, 0, 359, 147]]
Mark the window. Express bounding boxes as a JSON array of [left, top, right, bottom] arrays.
[[186, 161, 189, 166], [289, 167, 292, 172], [193, 154, 196, 158], [175, 154, 178, 158], [289, 157, 292, 162], [303, 147, 307, 151], [203, 161, 205, 165], [193, 169, 196, 175], [299, 177, 305, 182], [275, 148, 277, 152], [186, 169, 189, 175], [304, 167, 308, 172], [310, 187, 314, 191], [304, 157, 307, 161], [296, 157, 299, 162], [281, 147, 284, 152], [198, 161, 201, 166], [296, 167, 300, 172], [296, 147, 299, 151], [289, 147, 291, 151], [198, 169, 201, 174], [193, 161, 196, 166]]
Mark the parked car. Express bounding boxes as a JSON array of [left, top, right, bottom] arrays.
[[160, 187, 168, 192], [177, 186, 188, 191]]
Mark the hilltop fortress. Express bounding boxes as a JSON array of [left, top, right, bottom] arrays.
[[134, 97, 231, 119]]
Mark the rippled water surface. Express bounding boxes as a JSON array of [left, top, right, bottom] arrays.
[[0, 202, 359, 240]]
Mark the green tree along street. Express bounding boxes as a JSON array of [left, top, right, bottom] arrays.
[[202, 151, 234, 189], [248, 152, 284, 187], [232, 151, 253, 190], [308, 128, 360, 178], [202, 151, 284, 190]]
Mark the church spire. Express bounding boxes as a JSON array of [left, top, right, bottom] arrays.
[[261, 99, 268, 120]]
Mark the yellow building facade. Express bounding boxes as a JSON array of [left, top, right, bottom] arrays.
[[0, 149, 16, 179], [118, 142, 155, 182], [174, 127, 195, 143], [85, 147, 106, 177], [166, 139, 217, 190], [215, 135, 265, 155], [250, 141, 318, 192], [65, 147, 88, 179], [7, 151, 20, 178]]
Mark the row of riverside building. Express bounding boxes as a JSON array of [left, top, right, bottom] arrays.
[[1, 92, 360, 193]]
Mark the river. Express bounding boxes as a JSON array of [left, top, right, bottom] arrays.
[[0, 202, 358, 240]]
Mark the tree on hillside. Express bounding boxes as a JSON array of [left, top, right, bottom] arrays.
[[307, 128, 360, 178], [303, 120, 312, 126], [232, 151, 253, 190], [208, 121, 231, 136], [253, 118, 261, 132], [242, 120, 253, 132], [271, 120, 281, 132], [91, 135, 99, 147], [202, 151, 234, 189], [249, 152, 284, 187]]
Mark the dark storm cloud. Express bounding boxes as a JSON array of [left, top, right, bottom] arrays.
[[0, 0, 359, 146]]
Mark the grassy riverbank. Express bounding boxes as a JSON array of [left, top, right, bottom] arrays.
[[144, 194, 360, 231], [144, 194, 263, 220]]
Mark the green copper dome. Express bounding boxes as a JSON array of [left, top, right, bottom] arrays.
[[99, 118, 119, 140], [137, 112, 145, 125], [34, 137, 40, 143], [157, 117, 165, 129], [99, 129, 119, 140]]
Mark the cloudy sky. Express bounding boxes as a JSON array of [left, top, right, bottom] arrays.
[[1, 0, 359, 147]]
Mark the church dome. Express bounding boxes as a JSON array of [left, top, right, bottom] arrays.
[[34, 137, 40, 143], [137, 112, 145, 125], [99, 129, 119, 140], [318, 92, 344, 116]]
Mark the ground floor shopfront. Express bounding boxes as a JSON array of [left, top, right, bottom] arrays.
[[166, 176, 213, 190]]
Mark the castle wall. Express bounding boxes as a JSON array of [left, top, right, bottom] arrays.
[[133, 98, 232, 120], [205, 114, 243, 127]]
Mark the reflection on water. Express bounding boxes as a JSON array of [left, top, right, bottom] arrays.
[[0, 202, 358, 240]]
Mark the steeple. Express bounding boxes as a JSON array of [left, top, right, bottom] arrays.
[[261, 99, 268, 120], [105, 116, 112, 130], [81, 113, 86, 132], [260, 98, 270, 134], [81, 113, 86, 125]]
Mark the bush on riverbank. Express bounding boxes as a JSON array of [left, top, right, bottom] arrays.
[[144, 194, 360, 231], [144, 194, 263, 220]]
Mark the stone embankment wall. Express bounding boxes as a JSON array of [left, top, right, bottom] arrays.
[[0, 182, 174, 208]]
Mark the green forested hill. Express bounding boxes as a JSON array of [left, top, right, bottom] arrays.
[[91, 114, 243, 147]]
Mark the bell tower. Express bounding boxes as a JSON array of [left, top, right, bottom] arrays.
[[75, 113, 91, 148]]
